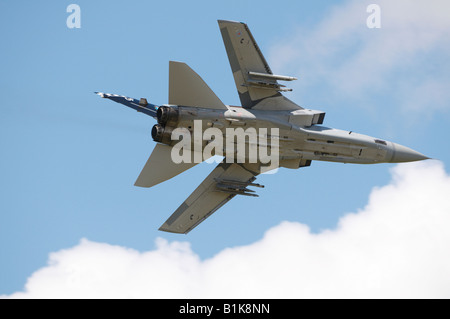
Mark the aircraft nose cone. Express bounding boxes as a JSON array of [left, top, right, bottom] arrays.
[[390, 143, 429, 163]]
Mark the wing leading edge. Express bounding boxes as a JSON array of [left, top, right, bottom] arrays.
[[159, 162, 262, 234]]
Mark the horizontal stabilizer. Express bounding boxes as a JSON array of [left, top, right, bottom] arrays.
[[169, 61, 227, 110], [135, 143, 199, 188]]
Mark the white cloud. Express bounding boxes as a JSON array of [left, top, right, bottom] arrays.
[[3, 160, 450, 299], [269, 0, 450, 117]]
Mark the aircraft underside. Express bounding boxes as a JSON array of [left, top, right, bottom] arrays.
[[96, 20, 428, 234]]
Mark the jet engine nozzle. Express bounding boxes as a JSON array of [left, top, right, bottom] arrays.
[[157, 106, 179, 127], [151, 124, 174, 145]]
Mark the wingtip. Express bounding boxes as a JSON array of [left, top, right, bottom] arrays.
[[158, 226, 187, 235], [217, 19, 245, 25]]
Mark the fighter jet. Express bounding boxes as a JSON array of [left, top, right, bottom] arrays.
[[96, 20, 428, 234]]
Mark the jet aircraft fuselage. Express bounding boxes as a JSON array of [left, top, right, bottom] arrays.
[[152, 103, 426, 166]]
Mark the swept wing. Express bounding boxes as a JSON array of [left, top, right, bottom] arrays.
[[218, 20, 301, 111], [159, 162, 262, 234]]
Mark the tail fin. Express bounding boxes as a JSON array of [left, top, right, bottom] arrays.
[[169, 61, 227, 109]]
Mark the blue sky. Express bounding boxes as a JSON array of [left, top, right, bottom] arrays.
[[1, 1, 450, 297]]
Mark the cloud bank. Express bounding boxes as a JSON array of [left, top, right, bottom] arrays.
[[3, 160, 450, 299]]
